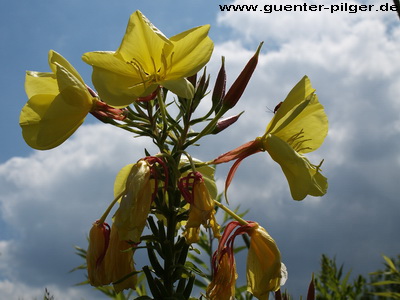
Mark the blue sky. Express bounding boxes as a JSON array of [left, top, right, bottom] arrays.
[[1, 0, 400, 299]]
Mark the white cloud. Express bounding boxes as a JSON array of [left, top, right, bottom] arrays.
[[0, 123, 154, 299], [2, 0, 400, 298], [209, 1, 400, 296]]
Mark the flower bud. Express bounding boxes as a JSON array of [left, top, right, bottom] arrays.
[[90, 99, 127, 122], [221, 42, 263, 110], [212, 112, 243, 134], [212, 56, 226, 110]]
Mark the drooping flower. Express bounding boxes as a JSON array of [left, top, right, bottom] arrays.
[[213, 76, 328, 200], [207, 221, 284, 300], [246, 223, 283, 300], [206, 247, 237, 300], [82, 10, 214, 107], [103, 224, 137, 293], [178, 171, 220, 243], [20, 50, 126, 150], [112, 157, 166, 243], [86, 220, 111, 286]]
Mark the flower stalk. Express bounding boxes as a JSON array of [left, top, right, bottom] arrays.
[[19, 9, 329, 299]]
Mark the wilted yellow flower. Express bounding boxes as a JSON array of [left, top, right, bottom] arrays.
[[112, 159, 156, 243], [206, 249, 237, 300], [86, 220, 111, 286], [246, 223, 282, 300], [213, 76, 328, 200], [82, 10, 214, 107], [207, 221, 284, 300], [104, 224, 137, 293], [178, 172, 220, 243]]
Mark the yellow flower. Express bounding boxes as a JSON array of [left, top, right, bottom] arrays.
[[206, 249, 237, 300], [112, 159, 155, 243], [213, 76, 328, 200], [82, 10, 214, 107], [19, 50, 96, 150], [104, 224, 137, 293], [178, 172, 220, 243], [246, 223, 282, 300], [208, 221, 284, 300], [19, 50, 126, 150], [260, 76, 328, 200], [86, 220, 111, 286]]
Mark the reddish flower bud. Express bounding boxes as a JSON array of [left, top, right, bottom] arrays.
[[91, 100, 127, 122], [221, 42, 263, 110], [212, 56, 226, 109], [212, 112, 243, 134]]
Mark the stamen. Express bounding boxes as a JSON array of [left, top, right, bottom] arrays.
[[287, 129, 313, 152], [127, 58, 152, 89], [151, 57, 158, 80], [315, 159, 324, 172]]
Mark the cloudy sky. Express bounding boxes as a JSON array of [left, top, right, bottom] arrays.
[[1, 0, 400, 299]]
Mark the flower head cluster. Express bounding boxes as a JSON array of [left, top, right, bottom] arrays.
[[207, 221, 285, 300], [214, 76, 328, 200]]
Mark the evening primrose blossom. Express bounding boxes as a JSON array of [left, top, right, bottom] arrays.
[[82, 10, 214, 107], [213, 76, 328, 200], [207, 221, 284, 300], [20, 50, 125, 150], [246, 223, 283, 299]]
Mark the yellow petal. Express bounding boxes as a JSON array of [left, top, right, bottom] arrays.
[[24, 71, 58, 99], [91, 66, 156, 107], [117, 10, 172, 72], [20, 52, 93, 150], [82, 51, 136, 77], [168, 25, 214, 79], [263, 134, 328, 200], [86, 221, 111, 286], [161, 78, 194, 99], [266, 76, 315, 134], [20, 76, 91, 150], [104, 224, 137, 293], [247, 224, 281, 299], [56, 64, 93, 108], [113, 161, 153, 242], [272, 93, 328, 154], [184, 177, 220, 243], [49, 50, 85, 84]]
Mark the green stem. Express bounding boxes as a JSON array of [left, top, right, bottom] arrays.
[[98, 189, 125, 224], [157, 88, 169, 145], [185, 108, 226, 147], [213, 200, 249, 226]]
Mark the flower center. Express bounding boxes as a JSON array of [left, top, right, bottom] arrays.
[[126, 49, 174, 89]]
